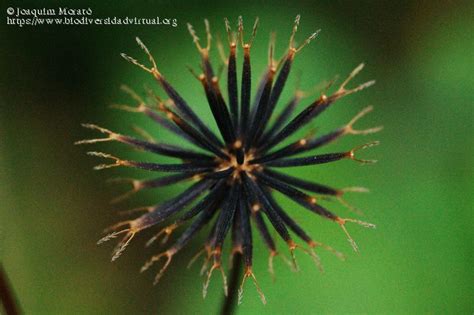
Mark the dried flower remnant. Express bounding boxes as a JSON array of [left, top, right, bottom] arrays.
[[77, 15, 381, 304]]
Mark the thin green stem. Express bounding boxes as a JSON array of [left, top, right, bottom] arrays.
[[0, 264, 21, 315]]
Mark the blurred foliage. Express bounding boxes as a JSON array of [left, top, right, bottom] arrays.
[[1, 0, 472, 314]]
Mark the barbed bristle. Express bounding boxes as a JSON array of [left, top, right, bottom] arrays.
[[120, 53, 152, 74], [95, 219, 140, 261], [145, 223, 178, 247], [203, 261, 228, 298], [268, 251, 276, 281], [337, 196, 365, 216], [338, 221, 359, 253], [295, 29, 321, 53], [121, 84, 145, 103], [238, 267, 266, 305], [238, 16, 259, 48], [310, 241, 346, 261], [97, 229, 128, 245], [117, 206, 152, 216], [187, 247, 207, 269], [268, 32, 276, 67], [344, 218, 376, 229], [326, 63, 376, 102], [341, 63, 365, 90], [342, 186, 370, 193], [187, 23, 203, 52], [344, 106, 383, 135], [224, 17, 235, 45], [135, 37, 158, 73], [131, 125, 156, 143], [140, 250, 175, 285], [287, 241, 299, 272], [293, 242, 327, 272], [109, 103, 145, 113], [337, 217, 376, 252], [289, 14, 301, 50], [250, 17, 259, 46], [110, 188, 140, 205], [308, 247, 324, 273], [215, 34, 228, 65], [111, 231, 136, 261], [204, 19, 212, 50], [75, 124, 118, 145], [87, 151, 124, 170], [238, 16, 244, 47], [348, 141, 380, 164]]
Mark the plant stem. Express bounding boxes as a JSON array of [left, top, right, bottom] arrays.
[[0, 264, 21, 315], [220, 253, 242, 315]]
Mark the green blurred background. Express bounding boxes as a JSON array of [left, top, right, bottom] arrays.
[[1, 0, 473, 314]]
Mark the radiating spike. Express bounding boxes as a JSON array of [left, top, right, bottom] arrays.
[[259, 92, 303, 144], [264, 151, 348, 167], [241, 172, 293, 243], [239, 41, 252, 134], [159, 105, 228, 160], [256, 171, 339, 221], [135, 179, 214, 229], [123, 38, 224, 149]]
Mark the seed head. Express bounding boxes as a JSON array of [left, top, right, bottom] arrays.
[[78, 15, 380, 304]]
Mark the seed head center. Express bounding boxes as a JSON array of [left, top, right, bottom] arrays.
[[218, 150, 259, 179]]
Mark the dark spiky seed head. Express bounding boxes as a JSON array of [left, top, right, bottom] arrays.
[[77, 15, 381, 303]]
